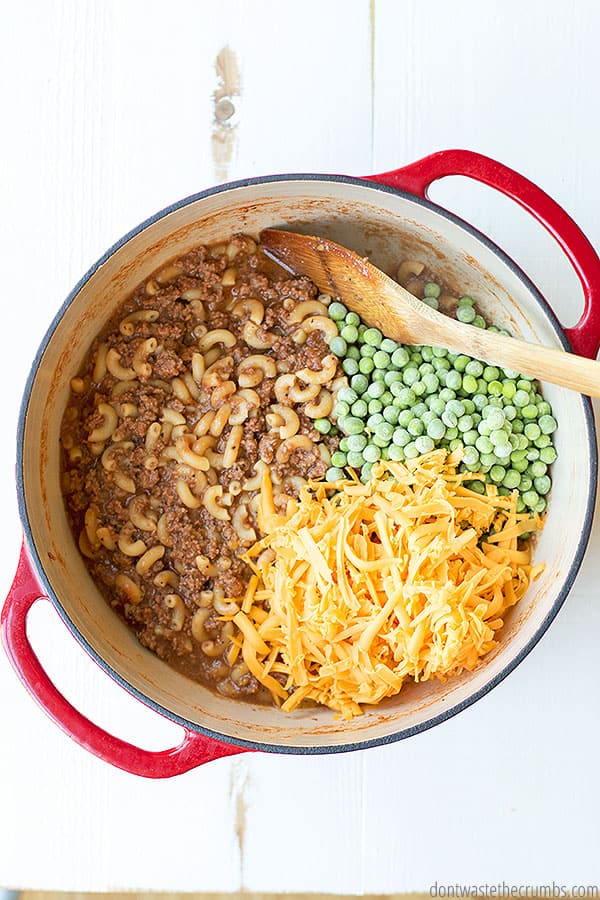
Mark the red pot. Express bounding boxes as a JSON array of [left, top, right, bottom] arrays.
[[3, 150, 599, 777]]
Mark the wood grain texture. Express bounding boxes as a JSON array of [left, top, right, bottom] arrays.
[[1, 0, 599, 893]]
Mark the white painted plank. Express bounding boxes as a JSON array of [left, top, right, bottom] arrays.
[[0, 0, 373, 891]]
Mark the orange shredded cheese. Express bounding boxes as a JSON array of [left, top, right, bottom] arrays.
[[231, 449, 545, 719]]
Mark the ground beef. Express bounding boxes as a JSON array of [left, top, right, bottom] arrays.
[[60, 233, 341, 702]]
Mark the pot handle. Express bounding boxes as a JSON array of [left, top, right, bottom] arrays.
[[366, 149, 600, 359], [1, 543, 250, 778]]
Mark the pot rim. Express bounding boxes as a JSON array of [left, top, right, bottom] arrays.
[[16, 172, 598, 754]]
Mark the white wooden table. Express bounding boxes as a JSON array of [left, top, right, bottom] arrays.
[[2, 0, 599, 891]]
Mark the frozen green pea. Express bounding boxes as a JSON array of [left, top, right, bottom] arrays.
[[363, 444, 382, 463], [439, 387, 456, 402], [511, 418, 524, 433], [331, 451, 347, 467], [372, 370, 386, 382], [449, 438, 462, 451], [457, 306, 476, 324], [502, 381, 517, 400], [384, 370, 403, 386], [462, 374, 478, 393], [345, 311, 360, 327], [537, 401, 552, 417], [404, 441, 419, 459], [342, 358, 359, 376], [391, 347, 410, 368], [328, 302, 347, 321], [414, 435, 434, 454], [502, 469, 521, 490], [335, 401, 351, 420], [380, 391, 393, 406], [512, 458, 529, 473], [520, 477, 533, 491], [423, 297, 439, 309], [443, 370, 461, 391], [403, 367, 420, 386], [329, 336, 347, 357], [367, 412, 384, 429], [540, 446, 557, 464], [490, 429, 509, 447], [388, 445, 405, 461], [314, 418, 332, 434], [535, 434, 552, 448], [338, 387, 358, 405], [349, 374, 368, 395], [373, 350, 391, 369], [393, 427, 411, 447], [478, 420, 492, 436], [424, 282, 441, 298], [419, 363, 435, 376], [339, 437, 350, 452], [488, 380, 503, 397], [490, 464, 506, 483], [513, 389, 530, 408], [407, 418, 424, 437], [383, 406, 400, 425], [465, 359, 484, 377], [397, 409, 414, 427], [457, 414, 474, 432], [363, 327, 382, 347], [534, 497, 547, 514], [472, 394, 488, 411], [494, 442, 512, 459], [442, 410, 458, 429], [339, 416, 364, 435], [521, 404, 538, 420], [462, 446, 480, 467], [463, 429, 479, 445], [394, 387, 416, 406], [539, 415, 557, 434], [361, 344, 376, 358], [426, 418, 446, 440], [347, 450, 365, 468], [476, 435, 494, 454], [367, 381, 385, 399], [483, 365, 500, 382], [326, 466, 344, 482], [524, 422, 541, 441], [429, 397, 446, 416], [340, 324, 359, 343], [445, 427, 459, 440], [375, 421, 394, 441], [530, 460, 548, 478], [522, 489, 540, 508], [359, 356, 375, 375], [350, 399, 368, 418], [368, 398, 383, 415], [453, 355, 470, 372], [380, 338, 398, 353], [422, 373, 440, 393], [486, 408, 506, 430]]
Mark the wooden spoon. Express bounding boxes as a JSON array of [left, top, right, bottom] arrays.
[[260, 228, 600, 397]]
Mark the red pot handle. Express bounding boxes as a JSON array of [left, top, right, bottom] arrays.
[[1, 543, 250, 778], [365, 149, 600, 359]]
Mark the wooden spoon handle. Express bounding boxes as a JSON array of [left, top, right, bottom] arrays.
[[431, 316, 600, 397]]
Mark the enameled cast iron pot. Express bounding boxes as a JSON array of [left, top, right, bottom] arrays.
[[3, 150, 600, 778]]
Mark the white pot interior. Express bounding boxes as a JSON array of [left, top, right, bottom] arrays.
[[21, 177, 595, 749]]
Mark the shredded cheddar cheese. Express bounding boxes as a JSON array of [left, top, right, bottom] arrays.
[[229, 450, 545, 719]]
